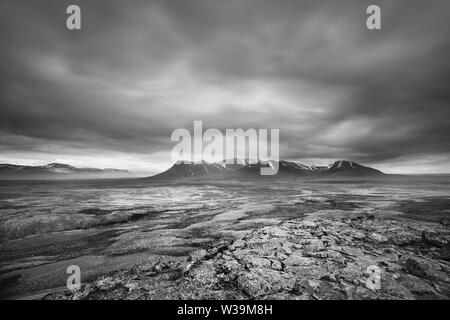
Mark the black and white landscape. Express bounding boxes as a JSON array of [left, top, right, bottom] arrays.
[[1, 0, 450, 301]]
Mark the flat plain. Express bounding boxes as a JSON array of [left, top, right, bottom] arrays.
[[0, 176, 449, 299]]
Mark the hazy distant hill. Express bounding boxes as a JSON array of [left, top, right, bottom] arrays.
[[0, 163, 134, 180], [148, 159, 384, 181]]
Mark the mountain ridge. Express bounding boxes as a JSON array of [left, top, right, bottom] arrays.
[[0, 159, 385, 180], [149, 159, 384, 181]]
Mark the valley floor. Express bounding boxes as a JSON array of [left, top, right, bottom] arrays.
[[1, 177, 449, 299]]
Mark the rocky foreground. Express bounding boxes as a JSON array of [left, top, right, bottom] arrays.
[[46, 215, 450, 300]]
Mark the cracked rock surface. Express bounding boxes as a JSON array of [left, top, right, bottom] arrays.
[[46, 216, 450, 300]]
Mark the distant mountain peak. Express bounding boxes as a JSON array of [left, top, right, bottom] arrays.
[[328, 160, 355, 168], [324, 160, 383, 176]]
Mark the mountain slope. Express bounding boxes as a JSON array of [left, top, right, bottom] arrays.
[[321, 160, 383, 176], [150, 160, 232, 180]]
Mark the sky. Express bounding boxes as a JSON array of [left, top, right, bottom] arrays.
[[0, 0, 449, 174]]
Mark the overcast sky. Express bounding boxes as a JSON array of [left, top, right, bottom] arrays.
[[1, 0, 449, 174]]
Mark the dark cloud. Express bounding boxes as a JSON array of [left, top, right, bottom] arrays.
[[0, 0, 449, 172]]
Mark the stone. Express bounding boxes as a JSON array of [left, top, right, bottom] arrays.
[[308, 280, 321, 289], [284, 253, 315, 266], [271, 260, 283, 271], [340, 264, 364, 283], [189, 249, 208, 262], [405, 258, 428, 277], [368, 232, 389, 243], [230, 239, 245, 250], [305, 239, 325, 252], [124, 282, 139, 292], [422, 231, 446, 248], [281, 243, 293, 255], [441, 243, 450, 261], [243, 257, 271, 268], [439, 218, 450, 226], [95, 276, 120, 290], [302, 220, 317, 228], [389, 232, 420, 246], [320, 274, 337, 282], [397, 275, 436, 296], [237, 268, 294, 298]]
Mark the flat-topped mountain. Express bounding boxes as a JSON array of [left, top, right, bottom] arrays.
[[149, 159, 384, 181], [0, 163, 131, 180]]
